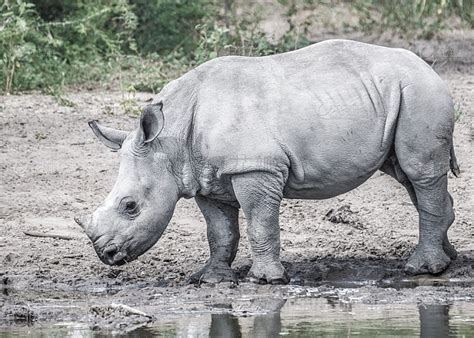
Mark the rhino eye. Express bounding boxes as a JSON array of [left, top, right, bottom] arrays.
[[120, 197, 140, 216], [125, 201, 137, 212]]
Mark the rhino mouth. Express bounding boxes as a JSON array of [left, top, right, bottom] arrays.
[[108, 255, 128, 266], [100, 244, 130, 266]]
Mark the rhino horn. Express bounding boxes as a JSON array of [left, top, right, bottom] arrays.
[[74, 214, 91, 230]]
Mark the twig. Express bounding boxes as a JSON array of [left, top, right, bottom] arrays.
[[23, 231, 75, 241], [110, 303, 152, 318], [36, 8, 110, 28]]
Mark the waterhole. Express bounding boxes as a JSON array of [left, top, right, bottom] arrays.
[[1, 298, 473, 337]]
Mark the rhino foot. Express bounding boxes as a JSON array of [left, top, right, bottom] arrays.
[[245, 262, 289, 285], [190, 262, 238, 284], [443, 239, 458, 260], [404, 245, 451, 275]]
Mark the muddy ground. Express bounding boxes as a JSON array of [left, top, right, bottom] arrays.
[[1, 40, 473, 332]]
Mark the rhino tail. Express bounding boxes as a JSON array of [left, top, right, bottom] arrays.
[[450, 144, 460, 177]]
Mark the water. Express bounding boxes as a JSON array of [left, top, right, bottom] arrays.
[[2, 298, 473, 337]]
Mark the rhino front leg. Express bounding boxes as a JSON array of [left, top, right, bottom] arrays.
[[190, 196, 240, 284], [232, 171, 289, 284]]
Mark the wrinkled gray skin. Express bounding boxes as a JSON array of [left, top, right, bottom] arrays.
[[76, 40, 460, 284]]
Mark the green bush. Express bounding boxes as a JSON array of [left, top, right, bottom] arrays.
[[356, 0, 473, 38], [130, 0, 212, 54], [1, 0, 471, 95], [123, 2, 313, 92], [0, 0, 136, 93]]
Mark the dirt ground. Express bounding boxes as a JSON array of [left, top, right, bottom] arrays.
[[1, 39, 473, 331]]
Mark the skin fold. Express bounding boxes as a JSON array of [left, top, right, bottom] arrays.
[[76, 39, 459, 284]]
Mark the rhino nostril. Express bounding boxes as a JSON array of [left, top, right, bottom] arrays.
[[103, 245, 118, 262]]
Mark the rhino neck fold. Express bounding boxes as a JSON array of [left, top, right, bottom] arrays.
[[152, 71, 203, 198], [152, 136, 200, 199], [179, 161, 200, 198]]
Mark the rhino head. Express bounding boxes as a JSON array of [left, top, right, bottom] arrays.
[[75, 102, 180, 265]]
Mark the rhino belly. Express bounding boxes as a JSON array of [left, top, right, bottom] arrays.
[[281, 125, 391, 200], [283, 166, 379, 199]]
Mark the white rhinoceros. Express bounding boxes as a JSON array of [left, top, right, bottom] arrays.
[[76, 39, 459, 284]]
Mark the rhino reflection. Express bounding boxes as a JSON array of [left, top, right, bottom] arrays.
[[209, 314, 240, 338], [208, 311, 283, 338], [208, 298, 285, 337], [419, 304, 452, 338], [250, 311, 282, 338], [117, 300, 470, 337]]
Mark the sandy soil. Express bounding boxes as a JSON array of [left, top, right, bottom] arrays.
[[0, 44, 473, 330]]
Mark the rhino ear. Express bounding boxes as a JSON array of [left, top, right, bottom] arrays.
[[88, 120, 129, 150], [140, 102, 164, 144]]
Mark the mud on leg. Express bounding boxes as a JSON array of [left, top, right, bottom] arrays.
[[232, 171, 289, 284], [190, 196, 240, 284]]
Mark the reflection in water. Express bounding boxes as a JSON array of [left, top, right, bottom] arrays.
[[203, 303, 458, 337], [419, 304, 452, 338], [209, 314, 240, 338], [122, 300, 472, 337], [208, 312, 283, 338], [250, 311, 282, 338], [208, 298, 285, 338], [2, 299, 474, 337]]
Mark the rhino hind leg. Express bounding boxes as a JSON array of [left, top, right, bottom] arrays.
[[380, 158, 450, 274], [232, 171, 289, 285], [190, 196, 240, 284], [393, 85, 457, 275], [395, 146, 456, 272], [404, 174, 455, 275], [380, 154, 457, 263]]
